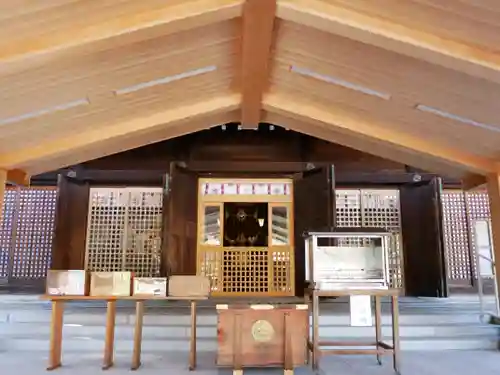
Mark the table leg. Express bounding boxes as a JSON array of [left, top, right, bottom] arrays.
[[284, 312, 294, 375], [131, 301, 144, 370], [304, 289, 311, 365], [391, 295, 401, 375], [189, 301, 197, 371], [47, 301, 64, 371], [375, 296, 382, 365], [102, 300, 116, 370], [312, 291, 320, 371], [233, 313, 243, 375]]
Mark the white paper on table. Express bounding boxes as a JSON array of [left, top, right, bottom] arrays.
[[350, 295, 372, 327]]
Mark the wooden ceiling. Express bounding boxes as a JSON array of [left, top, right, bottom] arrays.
[[1, 0, 500, 185]]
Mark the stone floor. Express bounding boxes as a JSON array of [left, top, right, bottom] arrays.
[[1, 351, 499, 375]]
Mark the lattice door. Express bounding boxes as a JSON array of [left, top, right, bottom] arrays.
[[85, 187, 163, 277], [441, 191, 472, 283], [0, 189, 16, 282], [335, 189, 404, 289], [466, 191, 491, 280], [11, 188, 57, 280], [1, 187, 57, 284]]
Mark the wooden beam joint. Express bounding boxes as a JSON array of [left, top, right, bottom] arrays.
[[240, 0, 277, 129], [5, 169, 30, 186]]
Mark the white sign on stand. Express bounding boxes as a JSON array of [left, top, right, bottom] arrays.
[[350, 295, 373, 327]]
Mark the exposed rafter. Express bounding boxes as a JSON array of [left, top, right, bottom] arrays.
[[277, 0, 500, 84], [6, 169, 30, 186], [263, 92, 497, 175], [0, 95, 240, 172], [240, 0, 277, 129], [0, 0, 243, 64]]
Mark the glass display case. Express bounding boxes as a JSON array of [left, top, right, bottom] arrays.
[[304, 228, 392, 290]]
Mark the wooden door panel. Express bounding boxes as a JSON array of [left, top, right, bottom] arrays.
[[400, 178, 448, 297], [293, 166, 335, 295], [163, 162, 198, 275]]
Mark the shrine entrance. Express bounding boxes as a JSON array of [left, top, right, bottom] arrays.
[[197, 178, 294, 297]]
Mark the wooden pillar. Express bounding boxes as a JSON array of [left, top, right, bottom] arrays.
[[0, 169, 6, 223], [486, 173, 500, 302]]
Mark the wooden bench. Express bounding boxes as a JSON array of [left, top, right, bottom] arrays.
[[40, 295, 207, 371]]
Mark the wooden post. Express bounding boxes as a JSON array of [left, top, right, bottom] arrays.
[[0, 169, 6, 224], [102, 301, 116, 370], [189, 300, 197, 371], [374, 296, 382, 365], [131, 301, 145, 370], [487, 173, 500, 305], [311, 290, 320, 371], [47, 301, 65, 370], [391, 295, 401, 375]]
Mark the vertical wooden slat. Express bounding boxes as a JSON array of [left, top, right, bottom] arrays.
[[51, 175, 69, 270], [486, 174, 500, 303]]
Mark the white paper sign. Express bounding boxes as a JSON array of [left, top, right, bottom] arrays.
[[350, 295, 372, 327], [474, 220, 494, 277]]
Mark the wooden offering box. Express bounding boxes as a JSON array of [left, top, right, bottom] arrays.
[[216, 304, 309, 374]]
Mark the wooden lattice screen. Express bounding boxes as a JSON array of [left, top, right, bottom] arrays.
[[84, 187, 163, 278], [441, 189, 491, 287], [0, 187, 57, 286], [335, 189, 404, 289]]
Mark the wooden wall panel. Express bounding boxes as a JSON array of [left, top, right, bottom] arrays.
[[400, 178, 447, 297], [51, 175, 90, 270], [293, 167, 334, 295]]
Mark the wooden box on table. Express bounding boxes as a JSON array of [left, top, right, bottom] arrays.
[[90, 272, 132, 296], [133, 277, 167, 296], [168, 275, 210, 297], [46, 270, 88, 296], [216, 304, 309, 374]]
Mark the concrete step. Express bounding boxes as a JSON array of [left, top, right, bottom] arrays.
[[0, 321, 497, 339], [1, 335, 497, 352], [1, 309, 493, 326]]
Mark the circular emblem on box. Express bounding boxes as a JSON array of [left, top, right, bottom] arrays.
[[251, 320, 275, 342]]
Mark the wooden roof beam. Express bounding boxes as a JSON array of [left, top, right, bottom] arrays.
[[277, 0, 500, 84], [0, 95, 240, 173], [239, 0, 277, 129], [0, 0, 243, 63], [263, 92, 498, 176], [6, 169, 30, 186]]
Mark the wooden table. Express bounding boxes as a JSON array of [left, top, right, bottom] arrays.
[[304, 288, 401, 374], [40, 295, 207, 371]]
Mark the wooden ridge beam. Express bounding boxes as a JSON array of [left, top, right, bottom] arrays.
[[277, 0, 500, 84], [0, 95, 240, 173], [240, 0, 277, 129], [262, 93, 497, 176], [0, 0, 243, 64]]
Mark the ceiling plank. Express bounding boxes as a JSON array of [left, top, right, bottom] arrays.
[[0, 95, 240, 172], [263, 92, 497, 175], [25, 110, 240, 176], [262, 111, 472, 180], [240, 0, 277, 129], [277, 0, 500, 84], [0, 0, 243, 63]]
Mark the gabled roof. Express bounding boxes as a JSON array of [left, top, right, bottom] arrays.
[[0, 0, 499, 186]]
